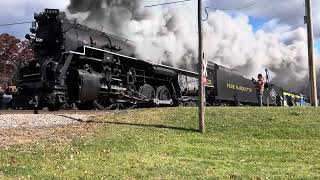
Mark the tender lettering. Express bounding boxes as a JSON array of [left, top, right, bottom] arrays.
[[226, 83, 253, 92]]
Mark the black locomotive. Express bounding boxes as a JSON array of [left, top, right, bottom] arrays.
[[13, 9, 196, 110], [12, 9, 283, 110]]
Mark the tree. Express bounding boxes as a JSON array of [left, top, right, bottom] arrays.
[[0, 33, 33, 88]]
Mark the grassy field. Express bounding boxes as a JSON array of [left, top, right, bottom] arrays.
[[1, 107, 320, 179]]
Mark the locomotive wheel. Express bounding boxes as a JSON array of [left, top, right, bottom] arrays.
[[139, 84, 155, 100], [48, 104, 60, 111], [156, 86, 171, 100], [76, 101, 95, 110], [94, 98, 116, 110]]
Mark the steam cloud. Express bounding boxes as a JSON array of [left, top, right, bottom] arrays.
[[67, 0, 317, 93]]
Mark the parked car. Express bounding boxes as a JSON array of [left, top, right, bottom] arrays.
[[0, 87, 13, 109]]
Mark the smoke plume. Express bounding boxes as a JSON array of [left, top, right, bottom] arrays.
[[67, 0, 317, 93], [67, 0, 148, 36]]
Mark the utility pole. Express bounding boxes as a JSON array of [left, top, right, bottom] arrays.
[[305, 0, 318, 107], [144, 0, 205, 131], [265, 69, 270, 107], [198, 0, 205, 133]]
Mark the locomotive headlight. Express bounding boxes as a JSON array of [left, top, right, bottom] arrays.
[[30, 21, 38, 33]]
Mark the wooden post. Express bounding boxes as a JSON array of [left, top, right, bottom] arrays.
[[305, 0, 318, 107], [265, 69, 270, 107], [198, 0, 205, 133]]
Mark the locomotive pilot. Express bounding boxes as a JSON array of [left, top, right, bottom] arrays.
[[252, 74, 265, 106]]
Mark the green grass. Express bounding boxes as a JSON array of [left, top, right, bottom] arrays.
[[1, 107, 320, 179]]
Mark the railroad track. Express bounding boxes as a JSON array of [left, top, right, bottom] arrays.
[[0, 108, 153, 129], [0, 106, 153, 114], [0, 109, 111, 129], [0, 109, 112, 115]]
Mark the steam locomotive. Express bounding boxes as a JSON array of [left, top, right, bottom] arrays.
[[12, 9, 284, 110]]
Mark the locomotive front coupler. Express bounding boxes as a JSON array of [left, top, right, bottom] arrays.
[[44, 91, 67, 111]]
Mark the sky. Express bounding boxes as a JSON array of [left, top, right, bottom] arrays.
[[216, 0, 320, 51], [0, 0, 319, 41], [0, 1, 317, 31], [0, 0, 319, 57], [0, 0, 319, 63], [0, 0, 68, 38]]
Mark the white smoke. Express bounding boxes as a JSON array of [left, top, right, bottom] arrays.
[[67, 0, 316, 92], [202, 11, 312, 92], [128, 6, 198, 68]]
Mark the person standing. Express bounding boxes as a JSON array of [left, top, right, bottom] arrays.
[[252, 74, 265, 106]]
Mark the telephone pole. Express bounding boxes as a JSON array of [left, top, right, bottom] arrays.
[[305, 0, 318, 107], [198, 0, 205, 132], [144, 0, 205, 131]]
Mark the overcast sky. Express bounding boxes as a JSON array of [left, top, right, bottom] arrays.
[[0, 0, 68, 38], [0, 0, 319, 50]]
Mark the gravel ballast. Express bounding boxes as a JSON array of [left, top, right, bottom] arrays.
[[0, 114, 92, 128]]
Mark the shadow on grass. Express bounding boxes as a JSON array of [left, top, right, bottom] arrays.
[[58, 115, 199, 133]]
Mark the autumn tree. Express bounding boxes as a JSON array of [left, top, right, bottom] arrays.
[[0, 33, 33, 88]]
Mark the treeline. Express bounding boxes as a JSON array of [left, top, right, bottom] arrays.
[[0, 33, 33, 88]]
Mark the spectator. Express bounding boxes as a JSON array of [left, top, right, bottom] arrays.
[[252, 74, 265, 106]]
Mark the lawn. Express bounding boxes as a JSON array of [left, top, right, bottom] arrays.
[[1, 107, 320, 179]]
